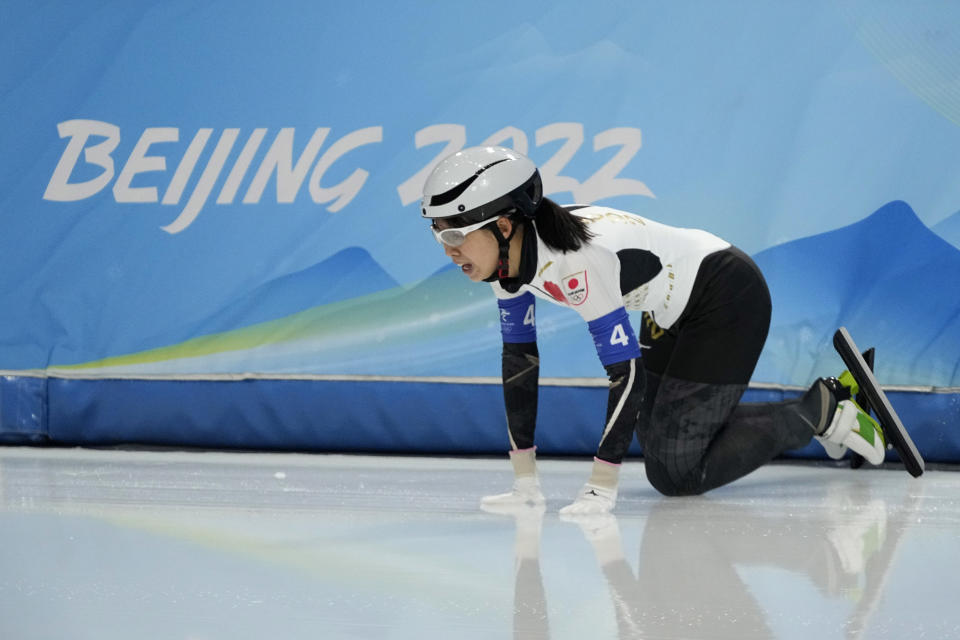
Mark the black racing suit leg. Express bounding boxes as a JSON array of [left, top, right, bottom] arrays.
[[637, 247, 823, 496]]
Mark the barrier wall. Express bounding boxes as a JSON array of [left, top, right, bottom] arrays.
[[1, 2, 958, 460]]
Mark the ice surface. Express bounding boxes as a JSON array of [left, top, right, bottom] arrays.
[[1, 448, 958, 639]]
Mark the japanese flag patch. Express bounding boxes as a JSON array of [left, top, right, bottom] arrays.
[[562, 271, 588, 305]]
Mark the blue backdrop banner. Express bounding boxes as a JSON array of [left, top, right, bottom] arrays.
[[1, 1, 958, 456]]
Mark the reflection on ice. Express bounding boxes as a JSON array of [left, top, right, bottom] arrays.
[[0, 449, 957, 640], [490, 478, 930, 640]]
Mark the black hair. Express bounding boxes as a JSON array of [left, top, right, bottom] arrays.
[[529, 197, 594, 252]]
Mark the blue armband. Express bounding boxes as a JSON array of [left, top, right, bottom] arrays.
[[498, 292, 537, 343], [587, 307, 642, 366]]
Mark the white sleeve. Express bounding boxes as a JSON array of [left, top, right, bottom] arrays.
[[552, 244, 624, 323], [553, 244, 642, 366]]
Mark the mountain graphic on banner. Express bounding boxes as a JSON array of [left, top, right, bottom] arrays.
[[60, 201, 960, 388], [932, 209, 960, 250], [118, 246, 401, 358], [753, 200, 960, 387], [57, 259, 501, 375], [199, 247, 400, 333]]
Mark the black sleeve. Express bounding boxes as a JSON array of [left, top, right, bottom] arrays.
[[596, 357, 646, 464], [502, 341, 540, 450]]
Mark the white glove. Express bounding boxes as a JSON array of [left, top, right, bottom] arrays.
[[559, 483, 617, 515], [480, 475, 545, 514]]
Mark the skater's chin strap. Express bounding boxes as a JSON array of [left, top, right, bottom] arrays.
[[484, 219, 537, 293]]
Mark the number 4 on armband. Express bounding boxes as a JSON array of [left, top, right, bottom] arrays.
[[524, 304, 535, 326], [610, 324, 629, 346]]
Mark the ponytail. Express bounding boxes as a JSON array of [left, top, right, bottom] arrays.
[[531, 198, 594, 253]]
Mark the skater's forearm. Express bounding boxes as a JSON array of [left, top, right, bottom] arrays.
[[502, 341, 539, 450]]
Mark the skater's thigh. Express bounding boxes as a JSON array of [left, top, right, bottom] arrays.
[[644, 377, 747, 486], [663, 248, 771, 385]]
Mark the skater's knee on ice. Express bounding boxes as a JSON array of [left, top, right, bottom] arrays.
[[644, 458, 707, 497], [642, 432, 711, 496]]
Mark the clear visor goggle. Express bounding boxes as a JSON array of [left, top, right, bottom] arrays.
[[430, 215, 504, 247]]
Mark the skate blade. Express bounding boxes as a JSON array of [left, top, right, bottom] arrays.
[[833, 327, 924, 477]]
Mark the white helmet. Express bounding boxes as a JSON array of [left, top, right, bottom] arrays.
[[421, 146, 542, 223]]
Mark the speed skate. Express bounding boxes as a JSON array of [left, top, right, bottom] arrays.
[[833, 327, 925, 477]]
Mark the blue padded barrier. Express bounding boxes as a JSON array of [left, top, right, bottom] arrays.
[[1, 375, 957, 463], [0, 375, 47, 444]]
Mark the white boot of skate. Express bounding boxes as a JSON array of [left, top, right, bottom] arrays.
[[816, 400, 887, 465]]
